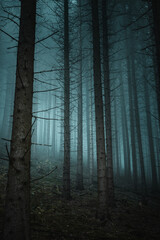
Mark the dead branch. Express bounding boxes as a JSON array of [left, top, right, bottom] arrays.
[[31, 142, 52, 147], [35, 31, 58, 44], [0, 28, 18, 42], [34, 68, 65, 74], [33, 87, 60, 93], [31, 166, 57, 183]]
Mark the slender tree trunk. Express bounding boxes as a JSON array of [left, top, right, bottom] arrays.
[[126, 55, 138, 191], [143, 63, 158, 191], [102, 0, 114, 206], [124, 1, 138, 191], [0, 74, 13, 141], [63, 0, 70, 200], [91, 0, 107, 219], [114, 96, 120, 178], [152, 0, 160, 126], [86, 72, 91, 181], [120, 64, 131, 182], [131, 56, 147, 198], [3, 1, 36, 239], [86, 55, 94, 184], [52, 94, 56, 161], [76, 0, 84, 190], [90, 81, 95, 184]]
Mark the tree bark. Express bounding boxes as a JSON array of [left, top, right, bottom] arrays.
[[91, 0, 107, 219], [102, 0, 114, 207], [127, 55, 138, 191], [113, 96, 120, 178], [152, 0, 160, 126], [63, 0, 71, 200], [3, 0, 36, 239], [76, 0, 84, 190], [143, 59, 158, 191], [120, 63, 131, 182], [125, 9, 138, 190], [131, 56, 147, 198]]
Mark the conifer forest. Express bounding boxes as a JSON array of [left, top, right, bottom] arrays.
[[0, 0, 160, 239]]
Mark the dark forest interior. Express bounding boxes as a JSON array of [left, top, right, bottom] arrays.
[[0, 0, 160, 239]]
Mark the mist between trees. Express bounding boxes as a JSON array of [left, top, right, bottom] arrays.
[[0, 0, 160, 239]]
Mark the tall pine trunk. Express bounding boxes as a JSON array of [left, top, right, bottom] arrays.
[[126, 34, 138, 191], [63, 0, 70, 200], [3, 0, 36, 239], [76, 0, 84, 190], [102, 0, 114, 206], [120, 63, 131, 182], [143, 59, 158, 191], [152, 0, 160, 126], [91, 0, 107, 219], [131, 56, 147, 198]]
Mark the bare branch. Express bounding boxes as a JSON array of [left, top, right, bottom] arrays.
[[34, 68, 65, 74], [31, 166, 57, 183], [0, 28, 18, 42], [32, 104, 63, 114], [33, 87, 60, 94], [35, 31, 58, 44], [31, 142, 52, 147], [32, 115, 63, 121]]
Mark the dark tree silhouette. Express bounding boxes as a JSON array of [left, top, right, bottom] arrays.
[[102, 0, 114, 207], [3, 0, 36, 239], [63, 0, 71, 200], [76, 0, 84, 191], [91, 0, 107, 219], [151, 0, 160, 126]]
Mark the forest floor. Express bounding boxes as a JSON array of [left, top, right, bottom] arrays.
[[0, 163, 160, 240]]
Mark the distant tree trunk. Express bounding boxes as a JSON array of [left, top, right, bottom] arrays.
[[59, 90, 64, 161], [52, 94, 56, 160], [86, 74, 91, 180], [76, 0, 84, 190], [90, 82, 95, 184], [125, 4, 138, 192], [63, 0, 70, 200], [0, 73, 13, 141], [86, 58, 94, 184], [101, 0, 114, 206], [114, 97, 120, 178], [91, 0, 107, 219], [3, 0, 36, 239], [143, 61, 158, 191], [131, 56, 147, 198], [151, 0, 160, 126], [120, 64, 131, 182], [44, 93, 50, 158], [127, 55, 138, 191]]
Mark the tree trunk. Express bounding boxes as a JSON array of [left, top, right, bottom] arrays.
[[127, 56, 138, 191], [143, 60, 158, 191], [102, 0, 114, 207], [114, 96, 120, 178], [125, 4, 138, 192], [120, 63, 131, 182], [63, 0, 70, 200], [91, 0, 107, 219], [3, 0, 36, 239], [152, 0, 160, 126], [131, 56, 147, 198], [52, 94, 56, 161], [76, 0, 84, 190], [86, 70, 91, 181]]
